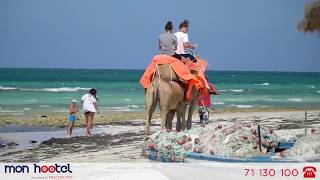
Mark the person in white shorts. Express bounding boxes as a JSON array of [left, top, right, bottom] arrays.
[[81, 88, 99, 137]]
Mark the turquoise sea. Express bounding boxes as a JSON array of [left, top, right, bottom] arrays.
[[0, 68, 320, 115]]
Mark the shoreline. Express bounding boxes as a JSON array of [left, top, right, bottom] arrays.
[[0, 107, 319, 128]]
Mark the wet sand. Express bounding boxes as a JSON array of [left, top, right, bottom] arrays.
[[0, 111, 157, 128], [0, 109, 319, 162]]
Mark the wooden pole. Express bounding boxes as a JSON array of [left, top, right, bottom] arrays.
[[258, 125, 262, 152], [305, 109, 308, 136]]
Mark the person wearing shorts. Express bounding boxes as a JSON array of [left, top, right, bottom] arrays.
[[66, 99, 78, 138], [81, 88, 99, 137]]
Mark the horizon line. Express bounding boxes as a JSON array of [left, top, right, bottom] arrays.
[[0, 67, 319, 73]]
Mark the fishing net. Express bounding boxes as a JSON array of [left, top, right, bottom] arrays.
[[144, 122, 279, 162], [284, 133, 320, 160]]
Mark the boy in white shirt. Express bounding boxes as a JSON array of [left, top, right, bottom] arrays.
[[174, 20, 197, 62]]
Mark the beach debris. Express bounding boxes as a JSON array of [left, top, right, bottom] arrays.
[[284, 133, 320, 160], [0, 144, 6, 148], [144, 122, 279, 162], [6, 141, 19, 147]]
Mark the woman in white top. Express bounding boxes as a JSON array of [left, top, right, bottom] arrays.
[[81, 88, 99, 137]]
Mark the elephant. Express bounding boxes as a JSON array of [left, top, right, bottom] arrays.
[[144, 64, 185, 137]]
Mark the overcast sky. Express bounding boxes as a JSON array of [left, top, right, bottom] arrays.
[[0, 0, 319, 72]]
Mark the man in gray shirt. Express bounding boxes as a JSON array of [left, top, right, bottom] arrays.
[[159, 21, 180, 59]]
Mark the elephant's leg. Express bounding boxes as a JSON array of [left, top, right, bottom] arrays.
[[166, 110, 175, 131], [158, 80, 171, 131], [176, 108, 181, 132], [176, 104, 183, 132], [159, 105, 169, 131], [187, 101, 196, 130], [181, 104, 187, 131], [144, 87, 157, 138], [145, 102, 157, 137]]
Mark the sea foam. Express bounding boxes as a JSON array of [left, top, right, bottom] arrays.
[[229, 89, 244, 92], [1, 86, 90, 92], [20, 87, 90, 92], [213, 102, 225, 105], [0, 86, 17, 90], [253, 83, 270, 86], [128, 105, 139, 108], [229, 104, 254, 108], [287, 98, 303, 102]]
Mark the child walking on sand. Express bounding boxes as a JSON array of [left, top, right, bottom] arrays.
[[81, 88, 99, 137], [66, 99, 78, 138]]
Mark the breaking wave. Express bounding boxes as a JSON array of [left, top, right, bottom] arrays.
[[253, 83, 270, 86], [0, 86, 90, 92], [0, 86, 17, 90], [229, 89, 244, 92], [213, 102, 225, 105], [229, 104, 255, 108], [128, 105, 139, 109], [287, 98, 303, 102]]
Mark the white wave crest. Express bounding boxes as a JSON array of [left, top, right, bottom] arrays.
[[128, 105, 139, 108], [287, 98, 303, 102], [253, 83, 270, 86], [20, 87, 90, 92], [0, 86, 17, 90], [229, 104, 254, 108], [229, 89, 244, 92], [213, 102, 225, 105]]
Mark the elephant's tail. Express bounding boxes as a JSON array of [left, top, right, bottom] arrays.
[[153, 82, 158, 104], [152, 65, 160, 104]]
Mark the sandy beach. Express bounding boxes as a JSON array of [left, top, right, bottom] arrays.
[[0, 109, 319, 163]]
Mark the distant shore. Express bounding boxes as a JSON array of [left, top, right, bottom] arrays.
[[0, 107, 319, 128]]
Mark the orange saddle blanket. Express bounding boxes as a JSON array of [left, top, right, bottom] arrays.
[[139, 55, 208, 101]]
